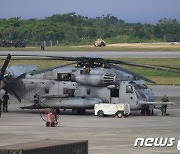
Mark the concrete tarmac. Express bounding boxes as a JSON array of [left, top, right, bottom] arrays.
[[0, 96, 180, 154]]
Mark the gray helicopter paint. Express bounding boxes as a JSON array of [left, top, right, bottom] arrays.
[[40, 97, 102, 108], [0, 53, 178, 116], [7, 65, 38, 78], [8, 67, 155, 110], [119, 81, 142, 110], [3, 58, 169, 112], [15, 77, 110, 108]]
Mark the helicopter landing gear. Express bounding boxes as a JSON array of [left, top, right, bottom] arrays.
[[141, 105, 154, 116], [55, 108, 60, 114], [141, 109, 154, 116], [77, 109, 86, 115]]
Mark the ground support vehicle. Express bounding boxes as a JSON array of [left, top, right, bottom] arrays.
[[46, 110, 59, 127], [94, 103, 130, 118]]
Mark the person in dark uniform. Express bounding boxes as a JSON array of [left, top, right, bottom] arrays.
[[40, 44, 45, 51], [2, 92, 9, 112], [81, 66, 87, 74], [34, 94, 39, 104], [161, 95, 169, 115], [0, 98, 2, 117]]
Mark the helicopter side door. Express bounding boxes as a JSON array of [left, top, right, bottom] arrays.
[[110, 88, 120, 104]]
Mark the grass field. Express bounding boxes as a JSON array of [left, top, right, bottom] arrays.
[[1, 58, 180, 85], [0, 43, 180, 51]]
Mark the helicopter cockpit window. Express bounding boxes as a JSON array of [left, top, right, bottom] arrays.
[[134, 84, 148, 90], [126, 85, 134, 93], [57, 73, 71, 81]]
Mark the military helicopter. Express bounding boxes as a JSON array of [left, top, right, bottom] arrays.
[[0, 54, 179, 115]]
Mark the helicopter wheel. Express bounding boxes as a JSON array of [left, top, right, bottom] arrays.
[[141, 109, 146, 115], [97, 110, 104, 117], [51, 122, 55, 127]]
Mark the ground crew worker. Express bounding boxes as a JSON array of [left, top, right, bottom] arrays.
[[53, 109, 59, 124], [86, 66, 91, 74], [0, 98, 2, 117], [2, 92, 9, 112], [161, 95, 169, 115], [40, 44, 45, 51], [34, 94, 39, 104], [81, 66, 87, 74], [162, 94, 169, 102]]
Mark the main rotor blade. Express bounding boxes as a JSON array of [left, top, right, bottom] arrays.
[[1, 54, 180, 72], [0, 54, 11, 80], [0, 54, 78, 61], [0, 54, 102, 62], [30, 62, 77, 75], [106, 59, 180, 74], [3, 80, 21, 102], [144, 64, 180, 71], [102, 61, 156, 84]]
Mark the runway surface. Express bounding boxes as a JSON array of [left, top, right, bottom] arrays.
[[0, 86, 180, 154], [1, 51, 180, 58], [0, 98, 180, 154]]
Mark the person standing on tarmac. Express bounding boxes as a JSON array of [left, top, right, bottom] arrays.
[[0, 98, 2, 117], [40, 44, 45, 51], [2, 92, 9, 112], [161, 94, 169, 115]]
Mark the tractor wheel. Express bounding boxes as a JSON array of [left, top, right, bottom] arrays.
[[116, 111, 123, 118], [97, 110, 104, 117], [124, 114, 129, 117], [51, 122, 55, 127], [46, 122, 50, 127]]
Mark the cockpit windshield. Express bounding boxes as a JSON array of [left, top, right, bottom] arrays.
[[131, 84, 147, 99], [133, 84, 148, 90]]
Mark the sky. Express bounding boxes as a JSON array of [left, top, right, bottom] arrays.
[[0, 0, 180, 24]]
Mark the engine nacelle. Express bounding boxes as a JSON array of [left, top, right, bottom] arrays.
[[75, 73, 117, 86]]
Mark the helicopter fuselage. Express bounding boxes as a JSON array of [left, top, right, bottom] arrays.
[[6, 65, 155, 111]]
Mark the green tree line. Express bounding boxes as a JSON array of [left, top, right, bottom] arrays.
[[0, 13, 180, 45]]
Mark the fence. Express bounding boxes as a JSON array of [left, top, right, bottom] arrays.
[[164, 34, 180, 42], [27, 40, 59, 47]]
